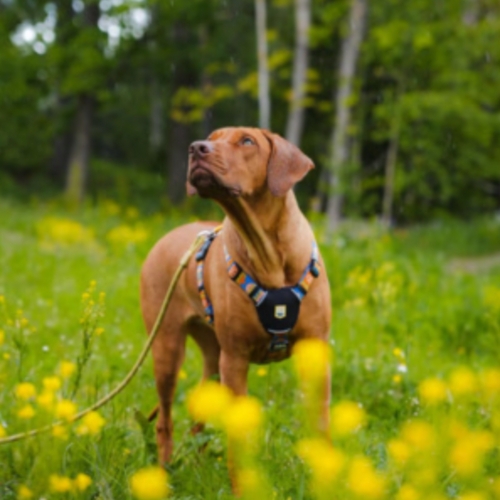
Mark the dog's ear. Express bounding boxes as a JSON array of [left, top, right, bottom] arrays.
[[262, 131, 315, 197], [186, 181, 198, 196]]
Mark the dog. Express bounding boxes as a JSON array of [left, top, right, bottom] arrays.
[[140, 127, 331, 464]]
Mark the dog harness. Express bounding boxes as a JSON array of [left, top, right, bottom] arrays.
[[195, 227, 321, 356]]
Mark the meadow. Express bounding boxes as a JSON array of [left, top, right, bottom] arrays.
[[1, 197, 500, 500]]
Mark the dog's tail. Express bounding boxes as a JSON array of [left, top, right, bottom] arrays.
[[147, 404, 159, 422]]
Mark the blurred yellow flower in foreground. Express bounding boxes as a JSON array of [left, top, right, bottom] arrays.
[[387, 439, 411, 466], [450, 430, 494, 476], [36, 390, 55, 410], [396, 484, 420, 500], [74, 473, 92, 492], [0, 424, 6, 438], [297, 438, 345, 484], [17, 485, 33, 499], [224, 396, 262, 440], [401, 420, 435, 452], [52, 425, 68, 440], [293, 339, 331, 381], [130, 466, 169, 500], [257, 367, 267, 377], [49, 475, 73, 493], [15, 382, 36, 401], [59, 361, 76, 378], [330, 401, 366, 437], [418, 377, 447, 405], [37, 216, 95, 247], [347, 456, 385, 499], [480, 368, 500, 397], [76, 411, 106, 435], [0, 329, 4, 346], [187, 381, 232, 426], [55, 400, 77, 421], [449, 366, 477, 397], [43, 376, 62, 392], [460, 492, 487, 500], [17, 405, 35, 419]]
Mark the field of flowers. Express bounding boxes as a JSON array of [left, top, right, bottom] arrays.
[[1, 197, 500, 500]]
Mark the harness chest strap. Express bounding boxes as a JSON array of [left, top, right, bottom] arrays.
[[195, 228, 321, 354]]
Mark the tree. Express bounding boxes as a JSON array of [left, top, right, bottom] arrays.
[[255, 0, 270, 129]]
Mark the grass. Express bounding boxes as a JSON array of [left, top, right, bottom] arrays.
[[0, 197, 500, 499]]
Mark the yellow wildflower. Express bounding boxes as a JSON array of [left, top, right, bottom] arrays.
[[52, 425, 68, 440], [401, 420, 435, 452], [178, 369, 187, 380], [107, 224, 149, 247], [448, 366, 477, 397], [393, 374, 402, 384], [74, 473, 92, 492], [0, 424, 6, 438], [17, 405, 35, 419], [347, 456, 385, 499], [293, 338, 331, 381], [59, 361, 76, 378], [20, 318, 29, 327], [0, 295, 4, 304], [17, 485, 34, 499], [331, 401, 366, 437], [187, 381, 232, 426], [0, 329, 4, 346], [43, 376, 62, 392], [36, 390, 55, 410], [130, 466, 169, 500], [55, 399, 77, 421], [450, 430, 494, 476], [387, 439, 411, 465], [480, 368, 500, 398], [237, 468, 269, 497], [418, 378, 447, 405], [484, 285, 500, 312], [3, 353, 10, 360], [94, 327, 105, 336], [396, 484, 420, 500], [15, 382, 36, 400], [257, 367, 267, 377], [393, 347, 405, 359], [460, 493, 486, 500], [76, 411, 106, 435], [224, 396, 263, 440], [296, 438, 345, 484], [49, 474, 73, 493]]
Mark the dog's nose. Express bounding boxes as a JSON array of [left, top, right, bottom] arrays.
[[189, 141, 213, 157]]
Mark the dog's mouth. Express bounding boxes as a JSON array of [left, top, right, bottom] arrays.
[[188, 161, 241, 199]]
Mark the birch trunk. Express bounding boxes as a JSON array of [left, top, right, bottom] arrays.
[[325, 0, 367, 230], [285, 0, 311, 146], [255, 0, 270, 129]]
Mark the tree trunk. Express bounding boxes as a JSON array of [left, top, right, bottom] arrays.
[[381, 124, 399, 227], [167, 120, 190, 205], [255, 0, 270, 129], [149, 78, 163, 153], [285, 0, 311, 146], [64, 1, 99, 206], [325, 0, 368, 230], [462, 0, 478, 26], [65, 94, 94, 205]]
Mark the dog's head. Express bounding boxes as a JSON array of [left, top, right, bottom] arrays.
[[186, 127, 314, 200]]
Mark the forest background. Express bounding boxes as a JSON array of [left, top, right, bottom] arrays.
[[1, 0, 499, 225]]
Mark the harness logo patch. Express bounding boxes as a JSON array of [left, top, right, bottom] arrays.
[[274, 305, 287, 319]]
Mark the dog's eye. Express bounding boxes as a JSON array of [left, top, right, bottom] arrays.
[[241, 137, 255, 146]]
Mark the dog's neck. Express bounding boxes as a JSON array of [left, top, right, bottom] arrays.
[[218, 191, 308, 289]]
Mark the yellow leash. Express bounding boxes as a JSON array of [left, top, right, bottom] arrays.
[[0, 233, 207, 445]]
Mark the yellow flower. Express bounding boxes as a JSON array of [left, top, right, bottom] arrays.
[[293, 339, 331, 381], [130, 466, 169, 500], [460, 493, 486, 500], [3, 353, 11, 360], [20, 318, 29, 327], [393, 347, 405, 359], [59, 361, 76, 378], [49, 474, 73, 493], [52, 425, 68, 440], [237, 468, 269, 497], [178, 369, 187, 380], [393, 374, 402, 384], [331, 401, 366, 437], [449, 430, 494, 476], [0, 295, 4, 304], [187, 381, 233, 426], [15, 382, 36, 400], [36, 390, 55, 410], [296, 438, 345, 484], [396, 484, 420, 500], [74, 473, 92, 492], [257, 367, 267, 377], [0, 329, 4, 346], [43, 376, 62, 392], [484, 285, 500, 312], [76, 411, 106, 435], [107, 224, 149, 247], [17, 485, 34, 499], [418, 378, 447, 405], [17, 405, 35, 419], [0, 424, 6, 438], [449, 366, 477, 397], [401, 420, 435, 452], [37, 217, 95, 247], [94, 327, 105, 336], [480, 368, 500, 398], [55, 399, 77, 421], [224, 396, 263, 440], [387, 439, 411, 465], [347, 456, 385, 499]]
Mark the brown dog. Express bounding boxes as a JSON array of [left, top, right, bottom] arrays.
[[140, 127, 331, 464]]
